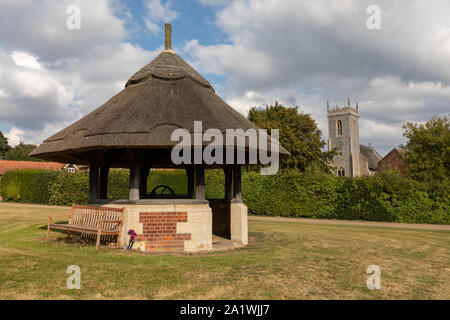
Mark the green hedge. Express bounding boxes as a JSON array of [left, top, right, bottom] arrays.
[[0, 169, 60, 204], [1, 169, 448, 224]]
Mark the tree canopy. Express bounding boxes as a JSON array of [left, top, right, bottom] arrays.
[[402, 115, 450, 183], [0, 131, 10, 159], [248, 101, 334, 172], [3, 142, 42, 162]]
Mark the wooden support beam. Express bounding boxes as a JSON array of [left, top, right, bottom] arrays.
[[186, 166, 195, 199], [224, 167, 233, 201], [233, 166, 243, 203], [99, 165, 109, 199], [139, 166, 149, 199], [89, 164, 99, 202], [128, 151, 141, 201], [195, 165, 205, 200]]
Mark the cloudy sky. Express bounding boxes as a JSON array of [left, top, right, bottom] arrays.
[[1, 0, 449, 156]]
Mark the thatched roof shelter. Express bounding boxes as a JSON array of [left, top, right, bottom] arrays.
[[31, 24, 289, 203]]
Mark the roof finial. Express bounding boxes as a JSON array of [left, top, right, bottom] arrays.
[[164, 23, 173, 52], [348, 97, 351, 107], [327, 100, 330, 111], [356, 101, 359, 111]]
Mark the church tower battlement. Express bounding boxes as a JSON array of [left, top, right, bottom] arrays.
[[327, 98, 359, 117]]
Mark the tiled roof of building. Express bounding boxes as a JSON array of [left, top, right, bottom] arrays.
[[0, 160, 64, 175]]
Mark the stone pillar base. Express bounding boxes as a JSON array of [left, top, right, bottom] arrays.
[[230, 203, 248, 245]]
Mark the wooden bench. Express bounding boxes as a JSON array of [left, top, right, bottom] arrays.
[[47, 204, 126, 250]]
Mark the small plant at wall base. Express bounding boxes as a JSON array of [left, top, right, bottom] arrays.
[[127, 229, 137, 250]]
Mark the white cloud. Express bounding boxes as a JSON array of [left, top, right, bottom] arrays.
[[10, 51, 43, 70], [144, 0, 178, 34], [0, 0, 126, 61], [4, 127, 25, 147], [0, 0, 156, 146], [183, 0, 450, 156]]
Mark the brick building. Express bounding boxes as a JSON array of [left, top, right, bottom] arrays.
[[378, 148, 407, 174], [0, 160, 64, 176]]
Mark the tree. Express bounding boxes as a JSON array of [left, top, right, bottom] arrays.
[[0, 131, 11, 159], [4, 142, 42, 162], [248, 101, 335, 172], [401, 115, 450, 183]]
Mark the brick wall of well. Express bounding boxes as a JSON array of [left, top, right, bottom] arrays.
[[137, 212, 191, 252]]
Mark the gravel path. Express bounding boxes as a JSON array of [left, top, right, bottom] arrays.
[[1, 202, 448, 231], [0, 202, 71, 210], [249, 215, 450, 231]]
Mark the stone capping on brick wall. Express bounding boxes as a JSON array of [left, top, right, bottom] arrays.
[[90, 199, 209, 205]]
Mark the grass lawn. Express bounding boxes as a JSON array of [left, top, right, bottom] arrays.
[[0, 203, 449, 300]]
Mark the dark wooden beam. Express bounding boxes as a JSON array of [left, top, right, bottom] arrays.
[[186, 166, 195, 199], [99, 165, 109, 199], [233, 166, 242, 203], [195, 165, 205, 200], [139, 166, 149, 199], [128, 151, 141, 201], [89, 165, 99, 202], [224, 166, 233, 201]]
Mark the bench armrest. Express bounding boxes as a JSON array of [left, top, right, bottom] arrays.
[[99, 219, 123, 223]]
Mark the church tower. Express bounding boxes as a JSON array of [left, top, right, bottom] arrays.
[[327, 98, 360, 177]]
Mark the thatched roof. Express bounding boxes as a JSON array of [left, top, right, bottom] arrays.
[[360, 144, 382, 170], [30, 26, 289, 166]]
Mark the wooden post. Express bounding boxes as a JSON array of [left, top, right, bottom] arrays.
[[129, 152, 141, 201], [47, 216, 52, 241], [99, 165, 109, 199], [139, 166, 149, 199], [195, 165, 205, 200], [224, 166, 233, 201], [233, 166, 242, 203], [89, 164, 99, 203], [186, 166, 195, 198], [96, 221, 103, 250]]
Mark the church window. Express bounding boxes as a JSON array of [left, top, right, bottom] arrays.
[[338, 168, 345, 177], [336, 120, 343, 136], [337, 142, 343, 157]]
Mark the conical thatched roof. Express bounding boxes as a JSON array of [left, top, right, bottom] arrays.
[[31, 26, 289, 166]]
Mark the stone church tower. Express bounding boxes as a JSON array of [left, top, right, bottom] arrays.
[[327, 98, 361, 177], [327, 98, 382, 177]]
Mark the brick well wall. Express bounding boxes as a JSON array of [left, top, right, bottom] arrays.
[[137, 212, 191, 252]]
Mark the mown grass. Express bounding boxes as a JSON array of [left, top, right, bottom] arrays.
[[0, 203, 448, 300]]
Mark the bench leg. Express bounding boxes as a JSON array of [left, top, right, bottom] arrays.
[[116, 235, 121, 249], [47, 216, 52, 241], [96, 222, 103, 250]]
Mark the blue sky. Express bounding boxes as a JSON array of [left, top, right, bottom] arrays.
[[1, 0, 449, 156], [123, 0, 221, 47], [120, 0, 229, 89]]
